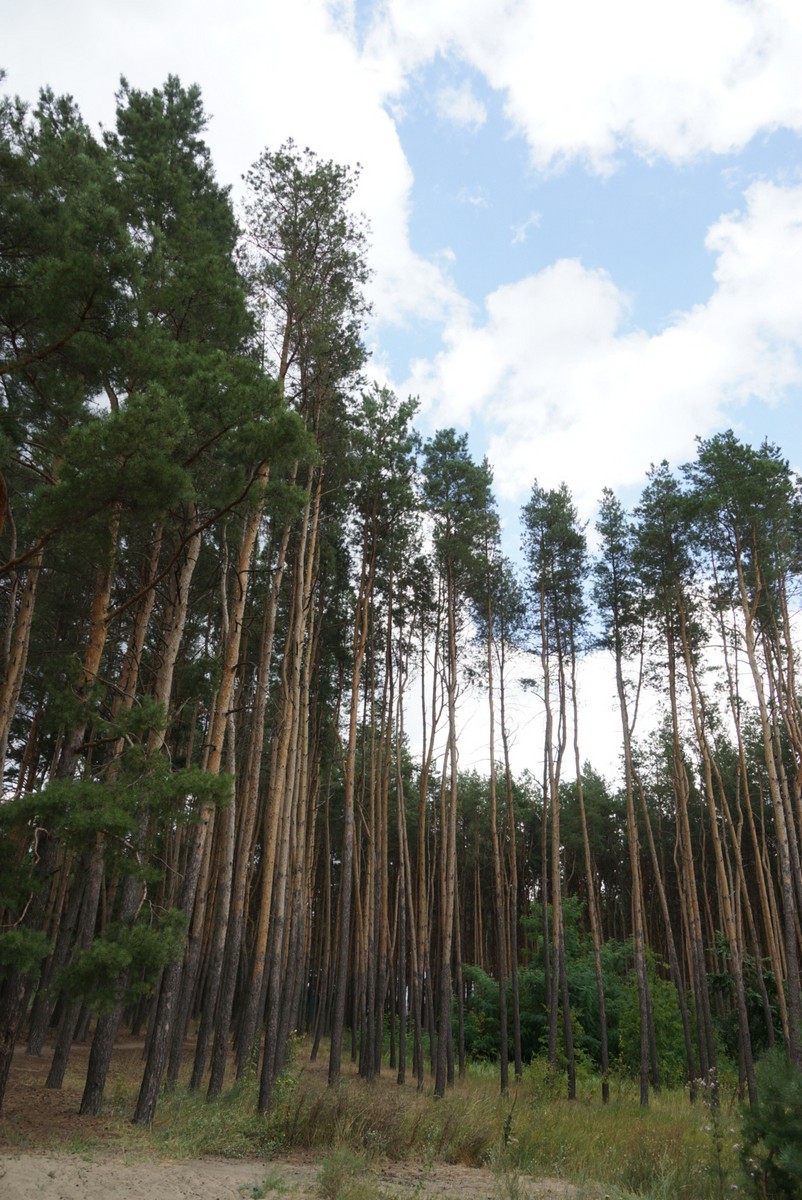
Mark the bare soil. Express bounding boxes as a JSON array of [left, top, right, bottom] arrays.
[[0, 1040, 593, 1200]]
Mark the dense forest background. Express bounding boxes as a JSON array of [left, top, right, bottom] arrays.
[[2, 74, 801, 1127]]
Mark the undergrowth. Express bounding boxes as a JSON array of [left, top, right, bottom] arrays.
[[24, 1037, 752, 1197]]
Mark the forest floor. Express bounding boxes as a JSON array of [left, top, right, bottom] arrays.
[[0, 1040, 600, 1200]]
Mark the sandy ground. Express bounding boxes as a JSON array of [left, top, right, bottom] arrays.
[[0, 1153, 588, 1199]]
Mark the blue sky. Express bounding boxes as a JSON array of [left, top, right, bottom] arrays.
[[5, 0, 802, 771]]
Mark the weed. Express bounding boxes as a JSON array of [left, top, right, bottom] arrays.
[[492, 1167, 529, 1200], [63, 1134, 98, 1160], [695, 1068, 734, 1200], [241, 1167, 292, 1197], [318, 1149, 369, 1199]]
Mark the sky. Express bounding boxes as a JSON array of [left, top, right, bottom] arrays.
[[5, 0, 802, 778]]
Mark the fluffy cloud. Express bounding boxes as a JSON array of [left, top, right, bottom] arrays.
[[369, 0, 802, 168], [405, 181, 802, 513]]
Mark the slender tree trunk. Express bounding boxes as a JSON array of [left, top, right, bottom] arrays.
[[78, 522, 201, 1115], [435, 570, 459, 1099], [327, 492, 379, 1084], [190, 715, 237, 1090], [616, 656, 651, 1107], [569, 649, 610, 1102], [485, 590, 509, 1092], [498, 647, 522, 1080], [635, 770, 698, 1093], [260, 480, 320, 1109], [237, 477, 315, 1078]]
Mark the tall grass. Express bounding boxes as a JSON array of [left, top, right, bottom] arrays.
[[73, 1038, 746, 1197], [250, 1050, 739, 1197]]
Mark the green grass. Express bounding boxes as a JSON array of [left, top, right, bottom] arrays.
[[317, 1149, 370, 1199], [498, 1062, 743, 1198]]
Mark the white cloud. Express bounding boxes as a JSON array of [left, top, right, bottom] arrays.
[[370, 0, 802, 169], [457, 186, 489, 208], [404, 181, 802, 514], [511, 212, 541, 244], [435, 81, 487, 130]]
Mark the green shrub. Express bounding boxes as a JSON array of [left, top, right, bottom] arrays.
[[740, 1049, 802, 1199]]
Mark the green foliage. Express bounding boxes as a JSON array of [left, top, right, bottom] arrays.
[[593, 486, 642, 659], [460, 927, 693, 1092], [710, 945, 783, 1061], [0, 821, 39, 915], [421, 428, 495, 589], [522, 479, 587, 650], [0, 87, 133, 394], [60, 909, 187, 1014], [740, 1049, 802, 1199], [616, 950, 688, 1088], [462, 965, 506, 1061], [242, 138, 369, 400], [8, 758, 231, 852], [108, 74, 249, 354], [0, 928, 50, 974]]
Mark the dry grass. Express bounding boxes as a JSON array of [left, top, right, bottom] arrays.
[[284, 1067, 499, 1164]]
